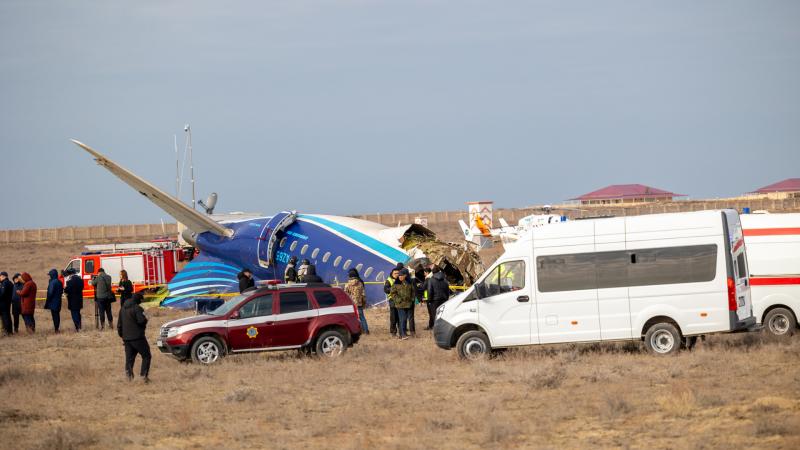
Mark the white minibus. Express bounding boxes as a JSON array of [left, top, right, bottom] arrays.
[[434, 210, 755, 358], [741, 213, 800, 336]]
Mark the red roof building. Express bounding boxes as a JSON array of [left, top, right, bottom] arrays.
[[571, 184, 686, 205], [750, 178, 800, 199]]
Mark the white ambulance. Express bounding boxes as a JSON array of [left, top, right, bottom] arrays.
[[434, 210, 755, 358], [740, 213, 800, 336]]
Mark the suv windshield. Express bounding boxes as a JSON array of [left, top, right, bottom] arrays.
[[207, 294, 250, 316]]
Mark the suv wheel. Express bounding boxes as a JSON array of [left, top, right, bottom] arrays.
[[191, 336, 224, 365], [456, 330, 491, 360], [315, 330, 348, 358], [644, 323, 681, 355], [764, 307, 796, 337]]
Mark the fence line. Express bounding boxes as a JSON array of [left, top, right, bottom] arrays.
[[0, 223, 178, 244], [2, 198, 799, 244]]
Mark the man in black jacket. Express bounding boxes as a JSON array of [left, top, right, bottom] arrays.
[[118, 293, 151, 382], [300, 265, 323, 283], [0, 272, 13, 335], [10, 274, 23, 333], [64, 269, 84, 331], [427, 266, 452, 316], [238, 268, 255, 293]]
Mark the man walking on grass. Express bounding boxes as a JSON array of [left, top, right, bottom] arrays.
[[118, 293, 151, 383]]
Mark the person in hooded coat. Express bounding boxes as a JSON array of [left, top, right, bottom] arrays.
[[117, 293, 151, 382], [11, 273, 23, 333], [344, 268, 368, 334], [64, 269, 84, 331], [238, 268, 255, 293], [44, 269, 64, 332], [284, 256, 298, 283], [427, 266, 452, 315], [300, 264, 323, 283], [0, 272, 13, 335], [17, 272, 37, 333]]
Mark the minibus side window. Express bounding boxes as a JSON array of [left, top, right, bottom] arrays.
[[537, 254, 596, 292]]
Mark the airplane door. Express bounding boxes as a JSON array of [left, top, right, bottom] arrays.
[[477, 259, 534, 347]]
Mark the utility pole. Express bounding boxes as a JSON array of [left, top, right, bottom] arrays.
[[185, 124, 197, 210]]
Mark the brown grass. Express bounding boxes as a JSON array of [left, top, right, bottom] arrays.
[[0, 305, 798, 449], [1, 240, 799, 449]]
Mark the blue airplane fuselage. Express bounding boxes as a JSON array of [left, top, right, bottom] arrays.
[[163, 214, 407, 308]]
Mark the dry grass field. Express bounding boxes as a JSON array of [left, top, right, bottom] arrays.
[[1, 237, 799, 449], [0, 305, 798, 450]]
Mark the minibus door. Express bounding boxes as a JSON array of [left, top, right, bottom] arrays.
[[477, 258, 534, 347]]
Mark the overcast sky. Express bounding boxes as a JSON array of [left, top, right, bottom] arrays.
[[1, 0, 798, 229]]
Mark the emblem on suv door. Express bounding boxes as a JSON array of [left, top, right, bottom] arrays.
[[246, 327, 258, 339]]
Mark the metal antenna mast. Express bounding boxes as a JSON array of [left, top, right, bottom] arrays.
[[185, 124, 197, 210]]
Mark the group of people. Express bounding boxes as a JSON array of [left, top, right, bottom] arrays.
[[0, 267, 136, 335], [0, 266, 151, 381], [384, 263, 451, 340]]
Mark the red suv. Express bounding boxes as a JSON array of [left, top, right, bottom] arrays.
[[157, 284, 362, 364]]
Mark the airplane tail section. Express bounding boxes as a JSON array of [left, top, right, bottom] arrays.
[[71, 139, 233, 238], [458, 220, 474, 241], [498, 218, 511, 229], [162, 253, 243, 309]]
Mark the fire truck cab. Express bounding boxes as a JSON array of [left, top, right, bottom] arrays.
[[65, 240, 183, 298]]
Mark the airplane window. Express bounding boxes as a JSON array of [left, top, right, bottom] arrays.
[[343, 260, 352, 270], [333, 256, 342, 267], [311, 248, 320, 259], [322, 252, 331, 263], [356, 263, 363, 272], [364, 267, 374, 278], [290, 241, 298, 252], [279, 237, 287, 248], [301, 244, 309, 255], [376, 271, 385, 282]]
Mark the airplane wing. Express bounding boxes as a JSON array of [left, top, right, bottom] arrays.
[[71, 139, 233, 238]]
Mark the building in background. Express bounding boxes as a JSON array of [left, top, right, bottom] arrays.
[[748, 178, 800, 200], [570, 184, 686, 206]]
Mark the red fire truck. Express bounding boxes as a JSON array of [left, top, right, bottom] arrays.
[[64, 240, 184, 298]]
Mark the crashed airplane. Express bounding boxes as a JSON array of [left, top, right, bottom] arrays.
[[72, 140, 483, 308]]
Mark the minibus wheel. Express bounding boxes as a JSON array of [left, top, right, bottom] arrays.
[[456, 331, 491, 360], [764, 308, 796, 337], [644, 323, 681, 355]]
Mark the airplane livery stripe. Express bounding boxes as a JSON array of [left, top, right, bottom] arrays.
[[298, 214, 407, 262], [168, 284, 236, 296], [171, 269, 240, 282], [168, 277, 238, 290]]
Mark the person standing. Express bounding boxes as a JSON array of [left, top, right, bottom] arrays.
[[237, 268, 255, 293], [17, 272, 37, 333], [427, 266, 452, 318], [0, 272, 13, 335], [44, 269, 64, 333], [297, 259, 310, 280], [90, 268, 114, 330], [64, 269, 84, 331], [117, 293, 151, 382], [118, 270, 133, 304], [344, 268, 369, 334], [383, 268, 401, 336], [10, 274, 23, 333], [420, 267, 436, 330], [284, 256, 298, 283], [299, 264, 323, 283], [390, 269, 414, 340]]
